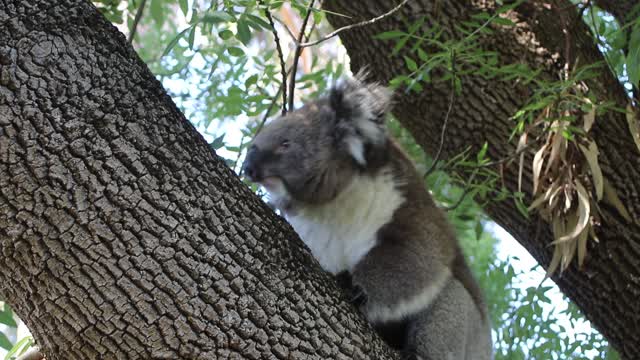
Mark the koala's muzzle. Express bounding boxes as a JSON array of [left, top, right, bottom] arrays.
[[241, 145, 266, 182]]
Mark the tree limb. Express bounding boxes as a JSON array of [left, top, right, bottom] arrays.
[[300, 0, 410, 48], [260, 1, 289, 115], [288, 0, 315, 111], [127, 0, 147, 44]]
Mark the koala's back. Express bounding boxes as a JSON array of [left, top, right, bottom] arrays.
[[350, 141, 493, 358]]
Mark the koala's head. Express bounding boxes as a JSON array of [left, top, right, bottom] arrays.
[[242, 76, 393, 209]]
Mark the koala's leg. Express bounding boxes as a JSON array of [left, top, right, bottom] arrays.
[[350, 237, 452, 325], [407, 278, 492, 360]]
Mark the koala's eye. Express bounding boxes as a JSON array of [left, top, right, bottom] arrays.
[[279, 140, 290, 150]]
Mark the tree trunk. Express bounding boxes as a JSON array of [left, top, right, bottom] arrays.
[[325, 0, 640, 358], [0, 1, 398, 359]]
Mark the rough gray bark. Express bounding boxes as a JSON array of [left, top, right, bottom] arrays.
[[0, 0, 398, 359], [325, 0, 640, 358]]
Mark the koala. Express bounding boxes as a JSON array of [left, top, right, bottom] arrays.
[[242, 75, 493, 360]]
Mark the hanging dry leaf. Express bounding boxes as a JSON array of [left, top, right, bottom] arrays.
[[547, 182, 563, 210], [563, 182, 574, 212], [602, 178, 632, 223], [578, 140, 603, 201], [555, 197, 586, 272], [545, 217, 565, 278], [627, 104, 640, 154], [555, 180, 590, 243], [532, 143, 548, 194], [520, 95, 617, 277], [545, 122, 566, 175], [517, 132, 527, 192], [589, 226, 600, 243], [560, 236, 577, 272], [545, 246, 562, 279], [583, 99, 596, 132], [577, 225, 589, 268], [528, 194, 546, 212]]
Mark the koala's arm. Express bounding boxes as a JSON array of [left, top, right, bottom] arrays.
[[350, 227, 492, 360], [350, 233, 453, 324]]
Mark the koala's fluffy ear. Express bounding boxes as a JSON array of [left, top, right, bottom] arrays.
[[329, 73, 392, 166]]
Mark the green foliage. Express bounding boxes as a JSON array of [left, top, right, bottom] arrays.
[[0, 303, 15, 351], [93, 0, 125, 24], [4, 337, 33, 360], [582, 3, 640, 92], [0, 302, 34, 358]]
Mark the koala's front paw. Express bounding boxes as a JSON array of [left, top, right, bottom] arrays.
[[348, 284, 368, 308], [334, 271, 353, 291], [334, 272, 368, 308]]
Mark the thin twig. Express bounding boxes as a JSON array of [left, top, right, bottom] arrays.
[[254, 65, 298, 136], [467, 138, 542, 170], [255, 77, 287, 135], [555, 1, 572, 81], [233, 135, 247, 172], [288, 0, 315, 111], [128, 0, 147, 44], [261, 1, 288, 115], [444, 170, 478, 211], [255, 5, 320, 136], [299, 0, 410, 48], [424, 50, 456, 179], [272, 15, 298, 43]]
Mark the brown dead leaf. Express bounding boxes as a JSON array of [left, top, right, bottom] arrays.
[[627, 104, 640, 154], [532, 143, 548, 194], [528, 194, 546, 212], [555, 181, 590, 243], [583, 100, 596, 132], [529, 181, 558, 212], [545, 122, 566, 175], [603, 178, 632, 223], [577, 225, 589, 268], [517, 132, 527, 192], [578, 141, 603, 201], [563, 182, 573, 212], [545, 247, 562, 279], [545, 217, 564, 278], [560, 237, 577, 272], [589, 226, 600, 243]]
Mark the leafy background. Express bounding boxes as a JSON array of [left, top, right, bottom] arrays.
[[3, 0, 639, 358]]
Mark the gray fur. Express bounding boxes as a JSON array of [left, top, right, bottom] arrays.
[[242, 75, 492, 359]]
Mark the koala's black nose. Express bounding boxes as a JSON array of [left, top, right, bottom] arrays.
[[242, 146, 261, 181], [242, 161, 259, 180]]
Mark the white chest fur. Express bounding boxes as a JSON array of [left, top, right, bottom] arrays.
[[284, 169, 405, 274]]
